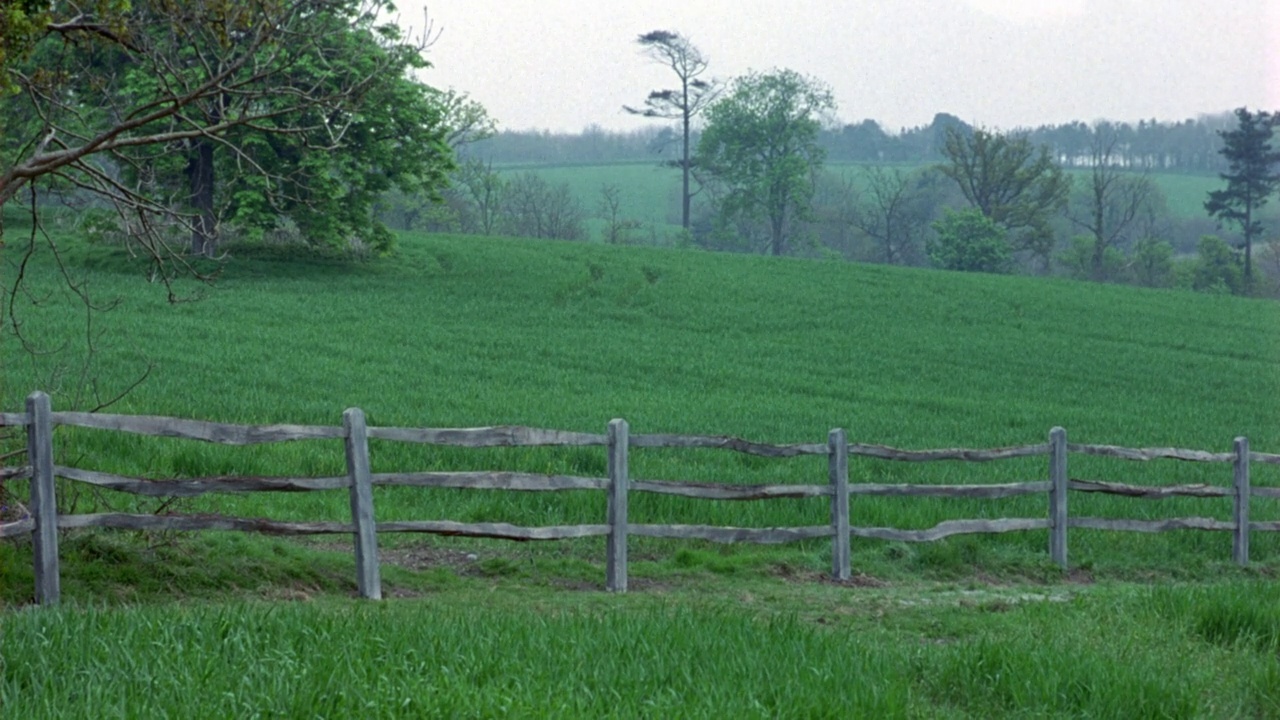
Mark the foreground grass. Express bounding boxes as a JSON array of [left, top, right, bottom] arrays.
[[4, 577, 1278, 718]]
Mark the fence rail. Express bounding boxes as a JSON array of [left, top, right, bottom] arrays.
[[0, 390, 1273, 605]]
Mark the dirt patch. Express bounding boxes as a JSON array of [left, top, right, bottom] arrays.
[[378, 545, 481, 573], [1067, 567, 1095, 584], [384, 587, 425, 599], [766, 563, 889, 588], [824, 573, 890, 589]]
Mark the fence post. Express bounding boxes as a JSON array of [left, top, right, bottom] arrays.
[[829, 428, 851, 581], [1234, 436, 1250, 567], [1049, 426, 1068, 570], [606, 418, 629, 592], [27, 391, 60, 606], [343, 407, 381, 600]]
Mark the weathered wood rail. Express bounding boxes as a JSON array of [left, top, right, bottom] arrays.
[[0, 391, 1273, 605]]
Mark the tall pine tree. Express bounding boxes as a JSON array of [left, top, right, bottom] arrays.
[[1205, 108, 1280, 290]]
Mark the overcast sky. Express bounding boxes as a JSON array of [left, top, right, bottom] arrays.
[[391, 0, 1279, 134]]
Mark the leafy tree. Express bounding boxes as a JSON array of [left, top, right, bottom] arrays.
[[1059, 236, 1126, 281], [433, 88, 498, 150], [938, 128, 1069, 271], [1131, 236, 1175, 288], [927, 208, 1012, 273], [1066, 129, 1161, 281], [697, 69, 835, 256], [1192, 235, 1244, 294], [0, 0, 454, 269], [624, 30, 720, 231], [376, 88, 496, 235], [1204, 107, 1280, 290]]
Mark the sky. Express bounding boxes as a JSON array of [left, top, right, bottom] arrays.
[[390, 0, 1280, 134]]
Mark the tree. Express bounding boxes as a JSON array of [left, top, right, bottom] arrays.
[[0, 0, 454, 270], [598, 184, 641, 244], [1204, 107, 1280, 290], [1192, 235, 1244, 294], [625, 30, 720, 231], [455, 159, 506, 236], [432, 88, 498, 150], [928, 208, 1012, 273], [847, 166, 941, 265], [501, 173, 584, 241], [697, 69, 835, 256], [375, 88, 496, 235], [1066, 129, 1160, 281], [938, 128, 1069, 271], [1131, 236, 1175, 288]]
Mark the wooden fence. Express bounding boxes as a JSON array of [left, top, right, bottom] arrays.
[[1, 391, 1277, 606]]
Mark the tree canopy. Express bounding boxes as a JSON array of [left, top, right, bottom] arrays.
[[697, 69, 835, 256], [0, 0, 454, 271], [927, 208, 1011, 274], [938, 128, 1069, 270]]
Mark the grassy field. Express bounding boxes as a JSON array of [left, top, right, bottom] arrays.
[[5, 576, 1280, 716], [514, 160, 1236, 234], [3, 214, 1280, 715]]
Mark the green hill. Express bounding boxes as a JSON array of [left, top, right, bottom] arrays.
[[6, 230, 1278, 567], [5, 229, 1280, 717]]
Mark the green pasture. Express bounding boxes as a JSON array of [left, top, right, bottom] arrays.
[[507, 160, 1232, 229], [513, 161, 683, 233], [3, 218, 1279, 579], [4, 217, 1280, 716]]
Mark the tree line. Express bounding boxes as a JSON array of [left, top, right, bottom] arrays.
[[2, 10, 1275, 300], [436, 30, 1276, 298], [468, 114, 1238, 175]]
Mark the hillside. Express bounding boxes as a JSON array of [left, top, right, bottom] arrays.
[[6, 230, 1280, 716], [6, 230, 1278, 565], [10, 229, 1278, 440]]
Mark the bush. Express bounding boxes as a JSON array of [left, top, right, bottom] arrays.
[[1131, 236, 1175, 288], [1191, 235, 1244, 294], [927, 208, 1012, 273], [1059, 235, 1128, 281]]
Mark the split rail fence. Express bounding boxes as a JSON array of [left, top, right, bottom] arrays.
[[2, 391, 1277, 605]]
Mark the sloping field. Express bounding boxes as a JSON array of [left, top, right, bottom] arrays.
[[5, 228, 1279, 572], [4, 228, 1280, 717]]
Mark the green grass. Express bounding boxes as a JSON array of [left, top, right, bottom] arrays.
[[3, 580, 1278, 717], [5, 216, 1280, 715], [4, 221, 1279, 583]]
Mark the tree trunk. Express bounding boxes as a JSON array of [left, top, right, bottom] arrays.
[[770, 211, 786, 256], [1243, 203, 1254, 292], [187, 139, 216, 257], [681, 80, 691, 231], [1092, 181, 1106, 280]]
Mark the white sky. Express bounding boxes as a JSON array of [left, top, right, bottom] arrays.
[[391, 0, 1280, 134]]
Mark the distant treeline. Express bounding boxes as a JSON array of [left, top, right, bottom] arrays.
[[469, 113, 1236, 173]]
